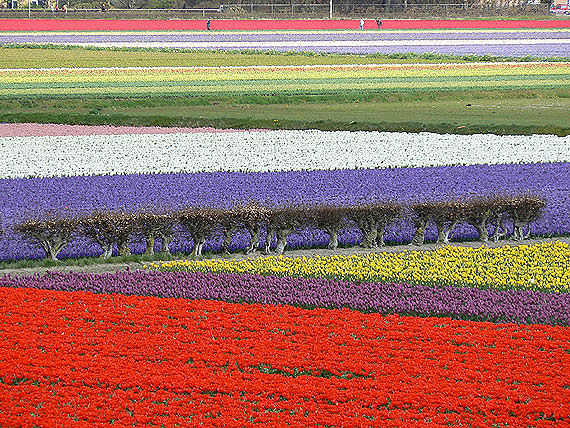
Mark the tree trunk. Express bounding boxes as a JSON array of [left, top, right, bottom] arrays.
[[221, 228, 235, 255], [474, 222, 489, 242], [325, 227, 339, 250], [411, 220, 428, 246], [264, 228, 275, 255], [103, 246, 113, 259], [191, 234, 203, 257], [160, 233, 172, 255], [357, 220, 377, 248], [43, 241, 57, 261], [144, 235, 155, 256], [436, 221, 457, 244], [98, 241, 113, 259], [442, 220, 458, 244], [491, 218, 507, 242], [523, 223, 531, 239], [40, 238, 66, 260], [376, 222, 387, 247], [513, 220, 527, 241], [275, 228, 293, 255], [246, 226, 260, 254], [118, 240, 131, 256]]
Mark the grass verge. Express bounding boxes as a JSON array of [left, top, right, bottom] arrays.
[[2, 91, 569, 135]]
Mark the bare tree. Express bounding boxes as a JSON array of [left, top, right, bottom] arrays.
[[14, 214, 78, 260], [463, 197, 498, 243], [78, 210, 136, 258], [349, 202, 402, 248], [177, 207, 221, 257], [264, 205, 309, 255], [309, 204, 351, 250], [431, 200, 465, 244], [409, 201, 434, 246], [133, 210, 178, 256], [503, 195, 546, 241], [218, 202, 270, 254]]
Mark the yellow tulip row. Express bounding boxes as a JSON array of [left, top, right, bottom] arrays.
[[151, 241, 570, 292]]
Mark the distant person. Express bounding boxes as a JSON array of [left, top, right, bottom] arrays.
[[62, 3, 67, 12], [376, 18, 382, 29], [207, 18, 211, 31], [359, 18, 364, 29]]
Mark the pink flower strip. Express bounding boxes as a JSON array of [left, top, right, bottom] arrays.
[[0, 123, 269, 137]]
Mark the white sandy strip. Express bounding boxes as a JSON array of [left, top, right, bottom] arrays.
[[0, 130, 569, 179], [25, 38, 570, 48]]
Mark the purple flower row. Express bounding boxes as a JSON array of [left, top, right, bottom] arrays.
[[0, 162, 567, 260], [2, 270, 568, 325], [2, 30, 567, 57], [2, 30, 568, 43], [253, 44, 570, 57]]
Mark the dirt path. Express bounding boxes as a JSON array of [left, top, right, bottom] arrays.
[[2, 235, 567, 277]]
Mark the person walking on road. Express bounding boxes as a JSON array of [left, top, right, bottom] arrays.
[[359, 18, 364, 29], [207, 18, 211, 31], [376, 18, 382, 29]]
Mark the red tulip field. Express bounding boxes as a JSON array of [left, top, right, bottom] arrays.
[[1, 287, 570, 427]]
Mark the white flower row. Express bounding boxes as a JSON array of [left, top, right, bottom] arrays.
[[1, 129, 569, 178]]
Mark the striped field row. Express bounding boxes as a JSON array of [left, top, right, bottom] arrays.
[[1, 62, 567, 97]]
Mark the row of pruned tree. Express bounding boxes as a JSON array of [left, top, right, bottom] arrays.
[[7, 194, 545, 260]]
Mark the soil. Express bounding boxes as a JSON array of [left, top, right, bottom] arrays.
[[2, 235, 567, 277]]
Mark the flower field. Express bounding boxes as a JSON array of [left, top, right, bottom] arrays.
[[3, 29, 570, 56], [1, 286, 570, 427], [2, 18, 570, 31], [2, 62, 569, 98], [1, 124, 569, 260], [2, 18, 570, 428], [153, 241, 570, 294]]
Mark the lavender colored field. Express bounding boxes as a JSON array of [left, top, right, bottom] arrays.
[[2, 270, 568, 325], [3, 30, 568, 43], [2, 30, 569, 57], [0, 162, 567, 260]]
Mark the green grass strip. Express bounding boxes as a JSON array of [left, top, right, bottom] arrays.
[[2, 74, 567, 90], [0, 80, 565, 98]]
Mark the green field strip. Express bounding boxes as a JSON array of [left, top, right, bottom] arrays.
[[0, 81, 566, 99], [2, 73, 567, 91]]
